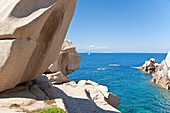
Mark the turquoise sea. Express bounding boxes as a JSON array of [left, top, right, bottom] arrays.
[[69, 53, 170, 113]]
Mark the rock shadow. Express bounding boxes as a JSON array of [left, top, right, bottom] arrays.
[[54, 86, 120, 113]]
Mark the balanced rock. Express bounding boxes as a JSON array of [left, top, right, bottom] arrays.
[[152, 51, 170, 90], [139, 58, 159, 74], [0, 0, 77, 92], [46, 40, 82, 76]]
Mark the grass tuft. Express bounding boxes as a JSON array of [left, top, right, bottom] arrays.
[[39, 107, 65, 113]]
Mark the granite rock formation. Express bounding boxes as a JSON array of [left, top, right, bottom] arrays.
[[0, 0, 77, 92], [45, 39, 81, 84], [0, 76, 66, 112], [77, 80, 120, 108], [0, 76, 120, 113], [46, 71, 71, 84], [46, 40, 82, 76], [139, 58, 159, 74], [54, 80, 121, 113], [152, 52, 170, 90]]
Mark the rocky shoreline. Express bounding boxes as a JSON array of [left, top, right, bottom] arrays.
[[139, 52, 170, 90], [0, 0, 120, 112], [0, 76, 120, 113], [0, 39, 121, 112]]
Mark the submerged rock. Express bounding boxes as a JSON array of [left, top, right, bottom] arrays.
[[152, 52, 170, 90], [139, 58, 159, 74], [0, 0, 77, 92]]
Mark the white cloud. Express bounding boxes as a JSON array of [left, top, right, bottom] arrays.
[[88, 45, 108, 49], [77, 45, 115, 53], [88, 45, 96, 48]]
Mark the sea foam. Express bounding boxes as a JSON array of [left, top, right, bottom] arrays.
[[97, 68, 106, 70], [109, 64, 120, 67], [131, 67, 140, 69]]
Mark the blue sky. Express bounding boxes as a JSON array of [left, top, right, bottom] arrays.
[[66, 0, 170, 53]]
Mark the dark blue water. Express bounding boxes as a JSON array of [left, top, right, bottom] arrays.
[[69, 53, 170, 113]]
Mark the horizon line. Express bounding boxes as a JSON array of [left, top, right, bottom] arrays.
[[77, 52, 168, 54]]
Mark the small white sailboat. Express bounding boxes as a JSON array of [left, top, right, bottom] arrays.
[[88, 52, 91, 55]]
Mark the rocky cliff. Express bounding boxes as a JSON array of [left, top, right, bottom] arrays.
[[0, 0, 77, 92], [140, 52, 170, 90], [152, 52, 170, 90]]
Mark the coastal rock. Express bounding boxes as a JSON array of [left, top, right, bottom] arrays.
[[0, 98, 66, 113], [152, 52, 170, 90], [139, 58, 159, 74], [0, 76, 60, 100], [0, 76, 66, 112], [46, 40, 82, 76], [77, 80, 120, 108], [54, 80, 120, 113], [46, 71, 71, 85], [0, 0, 77, 92]]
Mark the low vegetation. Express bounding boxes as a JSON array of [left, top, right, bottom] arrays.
[[10, 104, 20, 109], [39, 107, 65, 113], [44, 100, 56, 105]]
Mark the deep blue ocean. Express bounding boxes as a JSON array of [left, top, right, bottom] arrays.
[[69, 53, 170, 113]]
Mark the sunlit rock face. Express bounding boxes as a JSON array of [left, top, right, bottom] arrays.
[[46, 40, 82, 76], [0, 0, 77, 92], [54, 80, 121, 113], [139, 58, 159, 74], [46, 71, 71, 84], [152, 51, 170, 90]]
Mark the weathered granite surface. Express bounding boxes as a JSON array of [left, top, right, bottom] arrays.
[[0, 76, 66, 113], [152, 52, 170, 90], [0, 0, 77, 92], [46, 40, 82, 76], [139, 58, 159, 74], [54, 80, 121, 113]]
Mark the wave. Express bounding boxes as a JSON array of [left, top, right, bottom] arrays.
[[109, 64, 120, 67], [97, 68, 106, 70], [131, 67, 140, 69]]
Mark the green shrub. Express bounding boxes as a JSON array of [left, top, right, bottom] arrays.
[[39, 107, 65, 113]]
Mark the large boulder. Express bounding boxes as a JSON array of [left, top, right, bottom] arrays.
[[152, 51, 170, 90], [0, 0, 77, 92], [139, 58, 159, 74], [77, 80, 120, 108], [46, 40, 82, 76], [54, 80, 121, 113]]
